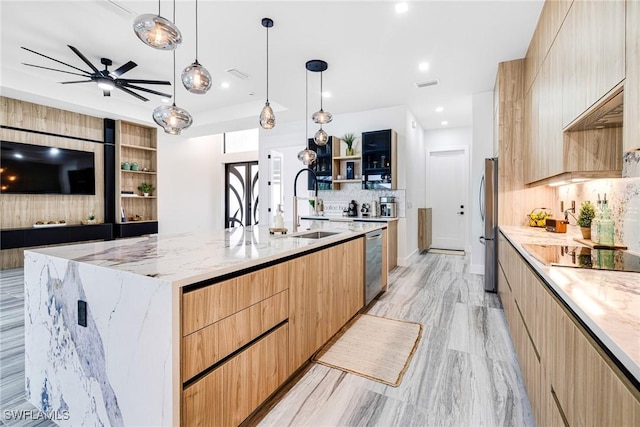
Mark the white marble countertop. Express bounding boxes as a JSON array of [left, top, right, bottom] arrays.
[[300, 215, 399, 222], [26, 220, 385, 288], [499, 225, 640, 385]]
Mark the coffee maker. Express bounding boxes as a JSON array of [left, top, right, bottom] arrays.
[[347, 200, 359, 217], [379, 196, 397, 218]]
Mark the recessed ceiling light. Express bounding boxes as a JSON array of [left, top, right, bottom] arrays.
[[248, 91, 255, 96], [441, 121, 448, 126], [435, 106, 444, 113], [220, 82, 230, 89], [322, 91, 331, 98], [161, 98, 170, 103], [395, 2, 408, 14], [418, 62, 429, 72]]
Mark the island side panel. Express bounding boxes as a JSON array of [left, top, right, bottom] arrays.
[[24, 250, 175, 426]]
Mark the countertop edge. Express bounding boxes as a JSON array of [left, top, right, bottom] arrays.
[[498, 227, 640, 388], [299, 215, 399, 222]]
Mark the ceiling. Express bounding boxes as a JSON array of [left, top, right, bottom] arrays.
[[0, 0, 543, 136]]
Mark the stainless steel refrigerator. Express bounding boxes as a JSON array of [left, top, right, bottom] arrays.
[[480, 157, 498, 292]]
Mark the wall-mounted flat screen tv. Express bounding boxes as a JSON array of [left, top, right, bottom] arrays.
[[1, 141, 96, 195]]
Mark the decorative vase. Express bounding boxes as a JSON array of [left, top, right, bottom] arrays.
[[346, 147, 355, 156], [131, 162, 139, 171], [121, 162, 131, 170], [580, 227, 591, 240], [143, 192, 150, 197]]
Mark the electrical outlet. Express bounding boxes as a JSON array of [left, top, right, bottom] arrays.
[[78, 300, 87, 327], [571, 200, 576, 211]]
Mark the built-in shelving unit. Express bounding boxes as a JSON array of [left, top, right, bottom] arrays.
[[115, 121, 158, 237]]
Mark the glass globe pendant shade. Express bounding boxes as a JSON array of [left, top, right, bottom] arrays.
[[312, 108, 333, 125], [259, 101, 276, 129], [152, 104, 193, 135], [297, 148, 317, 166], [181, 60, 212, 94], [133, 14, 182, 50], [314, 128, 328, 146]]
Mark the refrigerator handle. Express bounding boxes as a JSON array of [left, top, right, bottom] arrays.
[[479, 174, 485, 222], [479, 236, 485, 245]]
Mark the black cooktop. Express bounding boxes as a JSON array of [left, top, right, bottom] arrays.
[[523, 244, 640, 273]]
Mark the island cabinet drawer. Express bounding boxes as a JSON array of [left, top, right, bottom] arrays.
[[182, 290, 289, 382], [182, 262, 288, 336], [182, 323, 289, 427]]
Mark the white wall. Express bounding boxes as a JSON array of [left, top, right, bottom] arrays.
[[470, 91, 494, 274], [157, 132, 258, 235], [403, 111, 427, 262]]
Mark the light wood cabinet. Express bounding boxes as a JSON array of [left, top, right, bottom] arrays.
[[498, 232, 640, 426], [625, 0, 640, 152], [182, 324, 289, 427], [288, 238, 364, 372], [115, 120, 158, 236], [418, 208, 432, 252]]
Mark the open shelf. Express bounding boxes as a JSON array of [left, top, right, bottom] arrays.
[[121, 143, 157, 151], [121, 170, 157, 175]]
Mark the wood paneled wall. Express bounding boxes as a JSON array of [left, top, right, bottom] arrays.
[[496, 60, 557, 226], [0, 97, 105, 269]]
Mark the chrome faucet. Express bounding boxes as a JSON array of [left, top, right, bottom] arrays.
[[293, 167, 319, 233]]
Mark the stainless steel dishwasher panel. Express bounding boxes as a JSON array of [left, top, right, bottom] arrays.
[[365, 230, 383, 305]]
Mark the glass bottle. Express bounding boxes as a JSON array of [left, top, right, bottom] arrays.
[[590, 198, 601, 243], [597, 199, 614, 246]]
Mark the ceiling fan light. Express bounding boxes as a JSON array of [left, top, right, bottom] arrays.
[[152, 104, 193, 135], [96, 78, 115, 91], [133, 13, 182, 50], [314, 128, 328, 146], [259, 101, 275, 129], [297, 148, 317, 166], [312, 109, 333, 124], [181, 61, 212, 94]]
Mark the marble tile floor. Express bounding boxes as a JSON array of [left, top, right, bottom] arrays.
[[257, 253, 535, 427], [0, 269, 55, 427], [0, 253, 534, 427]]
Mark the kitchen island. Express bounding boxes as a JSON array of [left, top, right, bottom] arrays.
[[498, 225, 640, 425], [23, 220, 386, 426]]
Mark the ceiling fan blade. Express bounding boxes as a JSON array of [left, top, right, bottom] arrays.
[[103, 90, 111, 97], [118, 78, 171, 85], [120, 83, 172, 98], [112, 61, 137, 77], [67, 45, 100, 73], [21, 47, 91, 75], [23, 63, 91, 77], [116, 85, 149, 102], [61, 80, 93, 84]]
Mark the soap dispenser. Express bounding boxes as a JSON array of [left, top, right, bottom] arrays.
[[274, 204, 284, 229]]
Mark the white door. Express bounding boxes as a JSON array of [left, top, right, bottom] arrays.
[[429, 149, 468, 250]]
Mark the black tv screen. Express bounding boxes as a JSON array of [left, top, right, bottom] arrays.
[[1, 141, 96, 195]]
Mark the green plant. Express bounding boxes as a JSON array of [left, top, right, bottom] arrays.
[[137, 182, 156, 194], [577, 201, 596, 228], [342, 133, 357, 149]]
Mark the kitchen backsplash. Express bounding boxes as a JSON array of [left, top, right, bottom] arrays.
[[557, 177, 640, 253], [309, 183, 406, 217], [623, 151, 640, 178]]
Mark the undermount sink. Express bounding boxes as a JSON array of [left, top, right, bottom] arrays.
[[290, 230, 341, 239]]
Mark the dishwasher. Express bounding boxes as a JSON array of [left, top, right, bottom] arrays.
[[364, 230, 383, 305]]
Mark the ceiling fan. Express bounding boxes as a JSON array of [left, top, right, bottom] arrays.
[[21, 45, 172, 102]]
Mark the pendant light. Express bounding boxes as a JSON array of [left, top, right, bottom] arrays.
[[133, 0, 182, 50], [311, 65, 332, 125], [181, 0, 212, 93], [298, 66, 317, 165], [259, 18, 276, 129], [153, 51, 193, 135]]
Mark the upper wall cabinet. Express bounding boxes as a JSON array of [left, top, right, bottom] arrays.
[[624, 0, 640, 152], [361, 129, 397, 190], [561, 0, 625, 128]]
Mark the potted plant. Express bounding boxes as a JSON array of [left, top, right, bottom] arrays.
[[342, 133, 357, 156], [137, 182, 155, 197], [577, 201, 596, 239]]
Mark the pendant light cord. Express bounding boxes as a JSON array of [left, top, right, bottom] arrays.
[[320, 72, 323, 110], [266, 24, 269, 102], [305, 70, 308, 150], [172, 50, 176, 105], [195, 0, 199, 60], [157, 0, 160, 16]]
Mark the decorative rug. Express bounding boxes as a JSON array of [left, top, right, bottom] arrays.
[[428, 248, 466, 256], [312, 314, 423, 387]]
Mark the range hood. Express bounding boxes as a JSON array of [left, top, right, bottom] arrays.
[[566, 86, 623, 131]]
